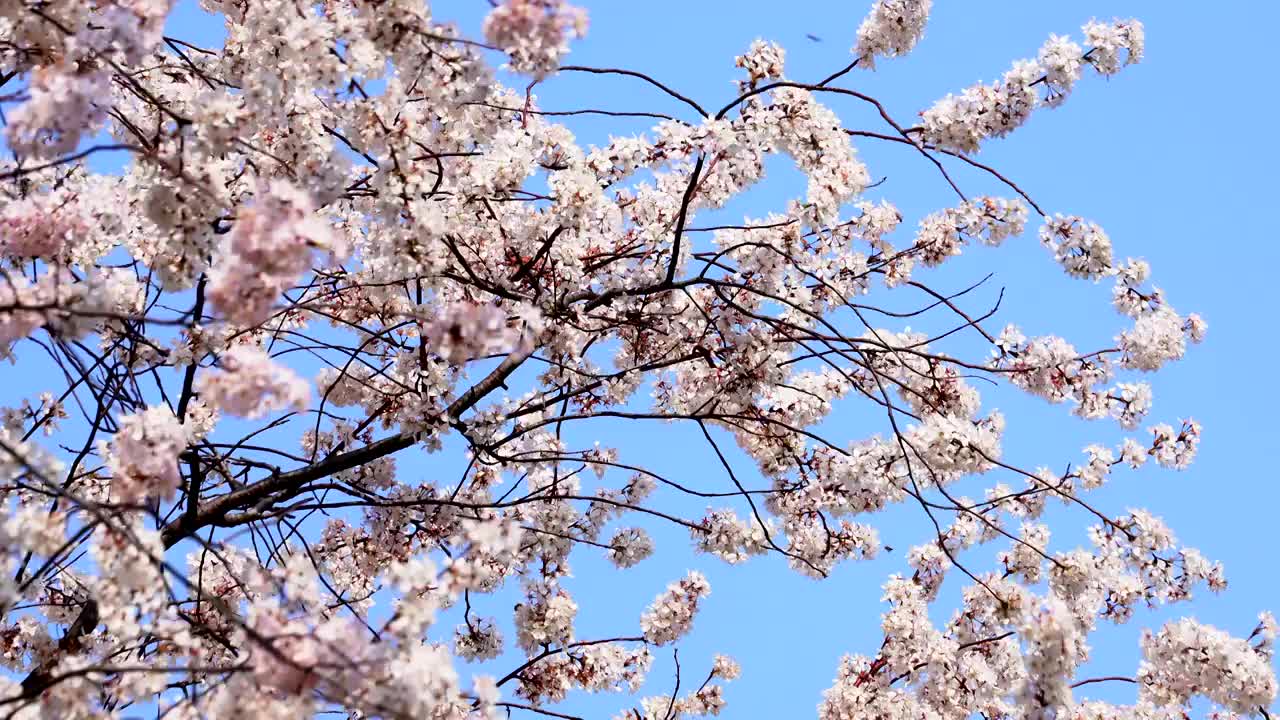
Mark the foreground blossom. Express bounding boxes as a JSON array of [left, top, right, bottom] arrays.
[[197, 344, 310, 418], [207, 179, 346, 327], [105, 407, 191, 503]]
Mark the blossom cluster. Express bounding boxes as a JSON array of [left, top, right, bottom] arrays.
[[913, 196, 1029, 266], [640, 571, 711, 646], [208, 179, 347, 327], [920, 19, 1144, 153], [197, 344, 309, 419], [104, 406, 191, 503], [853, 0, 932, 69], [483, 0, 588, 78]]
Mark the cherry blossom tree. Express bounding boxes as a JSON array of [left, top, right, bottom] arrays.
[[0, 1, 1273, 718]]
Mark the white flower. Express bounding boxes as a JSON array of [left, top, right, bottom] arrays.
[[735, 39, 787, 85], [853, 0, 932, 69], [1139, 618, 1277, 713]]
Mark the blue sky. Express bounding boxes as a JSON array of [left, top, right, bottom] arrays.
[[5, 1, 1276, 716]]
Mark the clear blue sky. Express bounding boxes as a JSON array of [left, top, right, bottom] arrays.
[[12, 1, 1277, 716]]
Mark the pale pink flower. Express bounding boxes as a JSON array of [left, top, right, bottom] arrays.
[[198, 344, 310, 419], [208, 180, 345, 327], [107, 407, 191, 503]]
